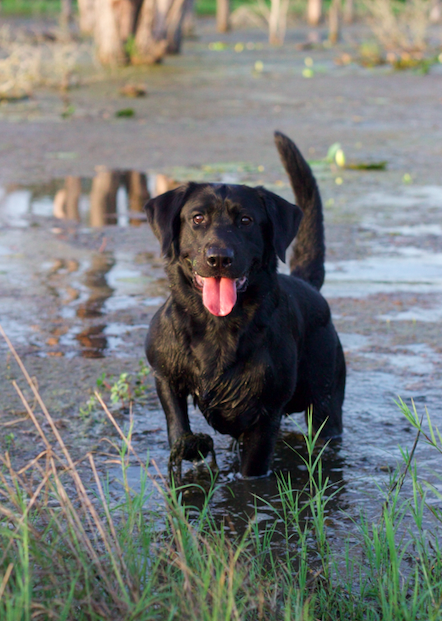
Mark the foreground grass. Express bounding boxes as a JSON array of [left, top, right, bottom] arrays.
[[1, 331, 442, 619]]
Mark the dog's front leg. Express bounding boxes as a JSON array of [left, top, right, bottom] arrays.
[[155, 375, 191, 446], [240, 413, 282, 478], [155, 376, 217, 484]]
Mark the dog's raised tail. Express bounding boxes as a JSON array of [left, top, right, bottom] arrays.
[[274, 131, 325, 290]]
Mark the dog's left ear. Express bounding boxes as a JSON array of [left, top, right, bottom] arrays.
[[257, 188, 303, 262], [144, 183, 195, 257]]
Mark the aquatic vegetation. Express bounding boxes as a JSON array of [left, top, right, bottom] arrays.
[[80, 361, 151, 419]]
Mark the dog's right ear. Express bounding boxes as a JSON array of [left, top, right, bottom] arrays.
[[257, 188, 303, 263], [144, 183, 194, 257]]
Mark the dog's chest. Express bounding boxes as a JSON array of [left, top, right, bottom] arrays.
[[194, 373, 265, 436], [186, 339, 268, 435]]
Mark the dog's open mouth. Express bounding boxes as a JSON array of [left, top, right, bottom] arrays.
[[194, 274, 248, 316]]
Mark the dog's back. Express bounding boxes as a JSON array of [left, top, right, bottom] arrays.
[[274, 132, 325, 290]]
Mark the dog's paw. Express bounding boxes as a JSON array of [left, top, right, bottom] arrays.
[[168, 433, 218, 485], [170, 432, 214, 462]]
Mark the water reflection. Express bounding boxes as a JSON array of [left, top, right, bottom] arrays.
[[54, 168, 151, 226], [0, 168, 179, 228], [41, 250, 140, 358], [108, 412, 348, 549], [77, 253, 115, 319], [53, 176, 82, 220], [0, 169, 171, 357], [75, 324, 108, 358], [126, 170, 151, 226], [74, 252, 116, 357], [186, 431, 347, 541], [32, 240, 165, 359]]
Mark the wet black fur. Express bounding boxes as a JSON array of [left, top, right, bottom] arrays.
[[144, 132, 346, 477]]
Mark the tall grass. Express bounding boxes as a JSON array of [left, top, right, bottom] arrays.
[[1, 324, 442, 619]]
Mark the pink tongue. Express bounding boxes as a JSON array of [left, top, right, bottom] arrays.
[[202, 277, 237, 316]]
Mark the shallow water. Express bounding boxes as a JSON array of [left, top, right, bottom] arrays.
[[1, 173, 442, 538]]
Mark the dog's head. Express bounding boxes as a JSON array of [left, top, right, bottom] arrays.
[[145, 183, 302, 317]]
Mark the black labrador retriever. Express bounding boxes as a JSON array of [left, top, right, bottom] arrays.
[[145, 132, 346, 481]]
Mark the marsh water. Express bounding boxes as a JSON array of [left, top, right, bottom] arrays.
[[1, 163, 441, 541]]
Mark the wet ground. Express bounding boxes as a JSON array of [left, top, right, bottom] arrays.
[[1, 17, 442, 537]]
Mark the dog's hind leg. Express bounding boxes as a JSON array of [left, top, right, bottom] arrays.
[[307, 332, 346, 439], [288, 326, 345, 439]]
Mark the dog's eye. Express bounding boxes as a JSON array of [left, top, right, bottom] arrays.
[[193, 214, 205, 225], [241, 216, 253, 226]]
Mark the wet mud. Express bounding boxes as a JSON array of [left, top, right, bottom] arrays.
[[1, 18, 441, 540]]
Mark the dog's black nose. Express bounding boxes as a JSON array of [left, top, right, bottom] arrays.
[[206, 247, 234, 269]]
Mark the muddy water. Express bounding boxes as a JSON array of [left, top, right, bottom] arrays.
[[1, 169, 442, 539]]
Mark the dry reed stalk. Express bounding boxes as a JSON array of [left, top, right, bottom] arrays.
[[18, 450, 51, 476], [0, 417, 29, 427], [11, 377, 104, 548], [0, 564, 14, 602], [95, 390, 173, 521], [95, 391, 148, 473], [0, 324, 136, 610], [88, 453, 133, 586], [0, 454, 52, 566]]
